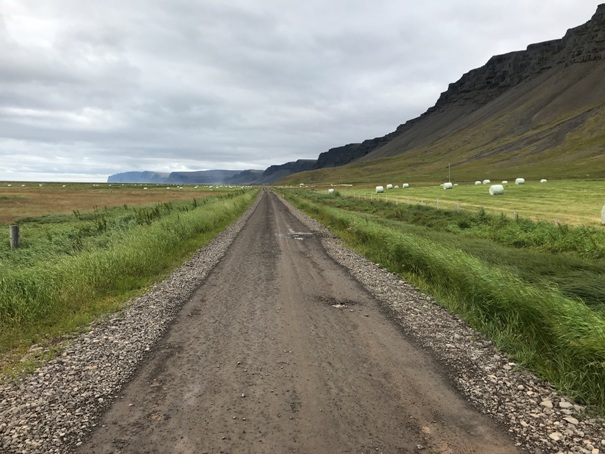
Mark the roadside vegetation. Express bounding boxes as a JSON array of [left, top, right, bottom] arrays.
[[0, 188, 258, 376], [281, 189, 605, 413]]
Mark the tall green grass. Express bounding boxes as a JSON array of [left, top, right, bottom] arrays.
[[294, 191, 605, 311], [283, 191, 605, 412], [0, 190, 258, 360]]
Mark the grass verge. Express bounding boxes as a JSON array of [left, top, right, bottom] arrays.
[[0, 189, 258, 377]]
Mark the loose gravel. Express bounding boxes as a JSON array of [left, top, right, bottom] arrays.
[[1, 192, 604, 454]]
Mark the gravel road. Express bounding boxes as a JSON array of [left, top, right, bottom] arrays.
[[1, 189, 604, 453]]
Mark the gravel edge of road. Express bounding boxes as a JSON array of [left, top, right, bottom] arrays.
[[1, 191, 604, 454], [280, 194, 605, 454], [0, 195, 263, 454]]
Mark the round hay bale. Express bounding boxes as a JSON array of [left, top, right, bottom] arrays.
[[375, 185, 384, 193], [394, 185, 399, 189], [482, 179, 491, 185], [328, 188, 335, 194], [489, 184, 504, 196], [402, 183, 409, 188], [475, 181, 482, 185], [502, 180, 508, 184], [386, 184, 393, 189], [515, 178, 525, 185], [540, 178, 548, 183], [443, 182, 453, 190]]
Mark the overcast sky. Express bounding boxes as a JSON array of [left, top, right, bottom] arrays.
[[0, 0, 600, 182]]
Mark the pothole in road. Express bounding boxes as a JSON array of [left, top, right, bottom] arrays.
[[318, 296, 359, 309], [275, 231, 314, 241]]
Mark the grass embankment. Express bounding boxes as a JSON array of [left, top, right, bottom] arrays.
[[0, 189, 258, 375], [282, 190, 605, 413]]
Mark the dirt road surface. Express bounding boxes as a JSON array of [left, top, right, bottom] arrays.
[[78, 190, 519, 453]]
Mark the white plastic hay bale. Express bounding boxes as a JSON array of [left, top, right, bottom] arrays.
[[328, 188, 335, 194], [443, 182, 453, 190], [394, 185, 399, 189], [375, 185, 384, 193], [482, 179, 491, 185], [386, 184, 393, 189], [475, 181, 482, 185], [489, 184, 504, 196], [515, 178, 525, 185], [540, 178, 548, 183], [502, 180, 508, 184], [402, 183, 409, 188]]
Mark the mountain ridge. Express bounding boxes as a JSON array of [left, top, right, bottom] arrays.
[[281, 4, 605, 183]]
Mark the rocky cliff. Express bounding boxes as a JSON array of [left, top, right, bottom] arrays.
[[428, 4, 605, 114], [258, 159, 317, 184], [356, 4, 605, 163]]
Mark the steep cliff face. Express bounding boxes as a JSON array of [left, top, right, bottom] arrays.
[[429, 4, 605, 114], [313, 134, 398, 169], [356, 3, 605, 163], [257, 159, 317, 184]]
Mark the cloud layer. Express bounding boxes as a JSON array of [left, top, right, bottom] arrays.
[[0, 0, 598, 181]]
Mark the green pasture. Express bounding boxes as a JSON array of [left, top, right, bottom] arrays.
[[332, 179, 605, 226]]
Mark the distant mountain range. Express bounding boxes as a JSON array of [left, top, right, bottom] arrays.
[[108, 4, 605, 186]]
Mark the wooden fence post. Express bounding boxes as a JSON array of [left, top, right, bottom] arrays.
[[9, 225, 20, 249]]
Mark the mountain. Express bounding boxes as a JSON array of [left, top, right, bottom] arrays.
[[107, 170, 241, 185], [106, 160, 320, 186], [257, 159, 317, 184], [166, 170, 241, 184], [279, 4, 605, 184], [107, 171, 170, 184], [225, 169, 265, 185], [109, 6, 605, 186]]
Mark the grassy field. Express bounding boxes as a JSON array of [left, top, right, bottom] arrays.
[[0, 183, 258, 378], [0, 181, 237, 224], [281, 187, 605, 413], [304, 179, 605, 226]]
